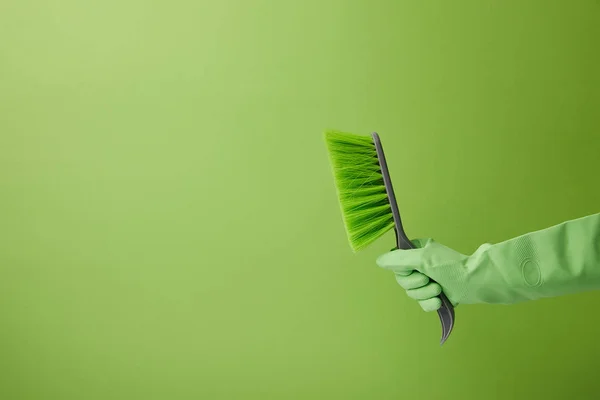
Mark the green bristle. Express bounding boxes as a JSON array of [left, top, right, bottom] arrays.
[[324, 130, 395, 252]]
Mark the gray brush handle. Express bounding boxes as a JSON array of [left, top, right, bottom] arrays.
[[372, 132, 455, 345]]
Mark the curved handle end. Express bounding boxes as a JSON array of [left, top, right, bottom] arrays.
[[437, 292, 455, 345]]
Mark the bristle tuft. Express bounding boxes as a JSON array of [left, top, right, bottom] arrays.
[[324, 130, 394, 251]]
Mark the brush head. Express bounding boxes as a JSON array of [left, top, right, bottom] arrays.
[[324, 130, 394, 252]]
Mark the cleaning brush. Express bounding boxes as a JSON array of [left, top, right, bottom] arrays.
[[324, 130, 455, 344]]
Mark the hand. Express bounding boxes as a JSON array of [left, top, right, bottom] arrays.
[[376, 238, 468, 312], [377, 213, 600, 311]]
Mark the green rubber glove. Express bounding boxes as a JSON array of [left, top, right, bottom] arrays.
[[376, 213, 600, 311]]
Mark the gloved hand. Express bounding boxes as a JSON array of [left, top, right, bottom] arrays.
[[376, 213, 600, 311]]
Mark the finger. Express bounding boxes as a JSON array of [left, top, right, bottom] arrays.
[[395, 271, 430, 290], [376, 248, 425, 274], [419, 297, 442, 312], [406, 282, 442, 301]]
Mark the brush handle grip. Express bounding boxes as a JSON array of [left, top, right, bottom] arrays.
[[436, 293, 455, 345], [397, 230, 455, 345]]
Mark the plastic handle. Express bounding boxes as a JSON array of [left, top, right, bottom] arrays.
[[372, 132, 455, 345]]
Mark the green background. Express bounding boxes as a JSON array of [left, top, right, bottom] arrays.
[[1, 1, 599, 399]]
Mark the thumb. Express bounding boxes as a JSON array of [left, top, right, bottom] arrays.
[[376, 247, 427, 275]]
